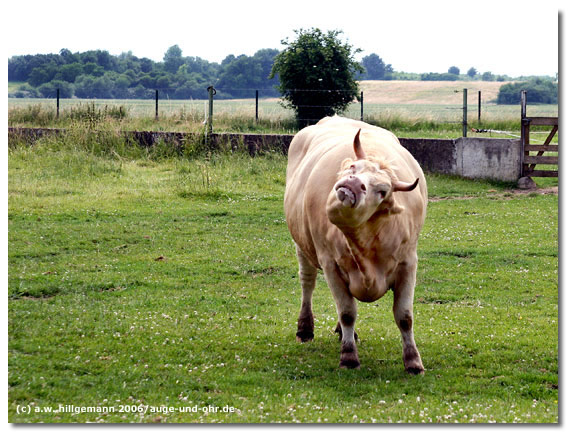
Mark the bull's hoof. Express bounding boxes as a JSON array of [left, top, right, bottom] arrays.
[[340, 343, 360, 369], [403, 346, 424, 375], [339, 356, 361, 369], [405, 365, 425, 375], [295, 330, 314, 342]]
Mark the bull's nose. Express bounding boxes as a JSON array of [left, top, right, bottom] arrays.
[[337, 176, 364, 194], [335, 176, 365, 207]]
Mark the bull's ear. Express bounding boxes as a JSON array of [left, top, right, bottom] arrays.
[[393, 178, 419, 192], [353, 129, 366, 160]]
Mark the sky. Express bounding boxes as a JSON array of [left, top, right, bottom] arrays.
[[3, 0, 561, 77]]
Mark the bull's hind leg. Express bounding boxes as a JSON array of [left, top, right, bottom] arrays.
[[295, 245, 318, 342], [323, 263, 360, 369], [393, 260, 424, 374]]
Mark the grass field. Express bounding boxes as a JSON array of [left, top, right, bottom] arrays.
[[8, 80, 559, 140], [8, 132, 558, 423]]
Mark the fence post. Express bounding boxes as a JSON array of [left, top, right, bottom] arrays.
[[255, 90, 259, 123], [56, 88, 60, 119], [155, 90, 159, 120], [520, 90, 528, 176], [360, 91, 364, 121], [206, 86, 215, 144], [462, 88, 468, 137], [478, 90, 481, 123]]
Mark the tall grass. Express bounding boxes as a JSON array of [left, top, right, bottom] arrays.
[[8, 97, 558, 140]]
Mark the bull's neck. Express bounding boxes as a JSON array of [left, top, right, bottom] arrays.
[[338, 213, 389, 252], [337, 214, 393, 272]]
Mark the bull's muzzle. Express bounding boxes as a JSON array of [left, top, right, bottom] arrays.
[[335, 176, 365, 207]]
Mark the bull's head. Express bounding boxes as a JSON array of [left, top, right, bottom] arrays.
[[326, 129, 418, 228]]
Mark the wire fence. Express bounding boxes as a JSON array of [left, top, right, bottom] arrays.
[[8, 86, 559, 137]]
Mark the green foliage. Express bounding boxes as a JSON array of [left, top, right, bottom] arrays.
[[498, 79, 558, 104], [8, 46, 280, 100], [270, 28, 364, 127], [420, 72, 459, 81], [467, 67, 478, 78], [481, 71, 495, 82], [217, 49, 280, 98], [360, 53, 393, 80], [37, 80, 73, 98], [448, 66, 460, 75]]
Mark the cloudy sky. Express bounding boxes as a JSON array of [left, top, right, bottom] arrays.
[[3, 0, 560, 77]]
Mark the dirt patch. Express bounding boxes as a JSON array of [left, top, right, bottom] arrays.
[[429, 186, 558, 202]]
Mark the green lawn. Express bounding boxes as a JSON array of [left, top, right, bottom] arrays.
[[8, 143, 558, 423]]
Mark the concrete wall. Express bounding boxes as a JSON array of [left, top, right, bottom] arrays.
[[400, 137, 522, 182], [455, 138, 521, 182], [8, 127, 523, 182]]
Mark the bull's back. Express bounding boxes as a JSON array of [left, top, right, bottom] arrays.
[[284, 117, 427, 266]]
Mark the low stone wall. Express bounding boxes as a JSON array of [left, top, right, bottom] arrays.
[[8, 127, 523, 181], [400, 137, 522, 182]]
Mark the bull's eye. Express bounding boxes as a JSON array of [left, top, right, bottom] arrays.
[[379, 190, 387, 198], [349, 164, 356, 172]]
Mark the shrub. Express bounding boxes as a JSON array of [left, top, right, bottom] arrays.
[[498, 79, 558, 104]]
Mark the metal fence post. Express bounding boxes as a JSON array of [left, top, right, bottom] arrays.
[[56, 88, 60, 119], [255, 90, 259, 123], [155, 90, 159, 120], [478, 90, 481, 123], [462, 88, 468, 137], [360, 91, 364, 121]]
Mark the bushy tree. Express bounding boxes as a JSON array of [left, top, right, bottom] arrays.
[[497, 79, 558, 104], [481, 71, 494, 81], [270, 28, 363, 127], [163, 45, 184, 74], [448, 66, 460, 75], [216, 49, 280, 98], [361, 53, 393, 80], [467, 67, 478, 78], [38, 80, 73, 98]]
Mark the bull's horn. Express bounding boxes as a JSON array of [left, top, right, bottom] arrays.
[[393, 178, 419, 192], [353, 129, 366, 160]]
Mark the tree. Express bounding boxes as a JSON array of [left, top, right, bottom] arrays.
[[497, 79, 558, 104], [467, 67, 478, 78], [361, 53, 392, 80], [270, 28, 363, 127], [38, 80, 73, 98], [164, 45, 184, 74], [448, 66, 460, 75], [481, 71, 494, 81], [216, 49, 280, 98], [56, 63, 84, 82]]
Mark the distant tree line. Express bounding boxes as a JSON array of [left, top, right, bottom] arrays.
[[8, 46, 558, 104], [8, 46, 281, 100]]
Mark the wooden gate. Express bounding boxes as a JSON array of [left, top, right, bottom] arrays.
[[521, 90, 558, 178]]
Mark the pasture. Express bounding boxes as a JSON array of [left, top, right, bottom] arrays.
[[8, 80, 559, 140], [7, 131, 558, 423]]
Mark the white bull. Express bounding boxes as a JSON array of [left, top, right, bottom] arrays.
[[284, 116, 427, 373]]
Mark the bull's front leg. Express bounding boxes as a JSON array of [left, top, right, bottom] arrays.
[[393, 260, 424, 374], [295, 245, 317, 342], [323, 262, 360, 369]]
